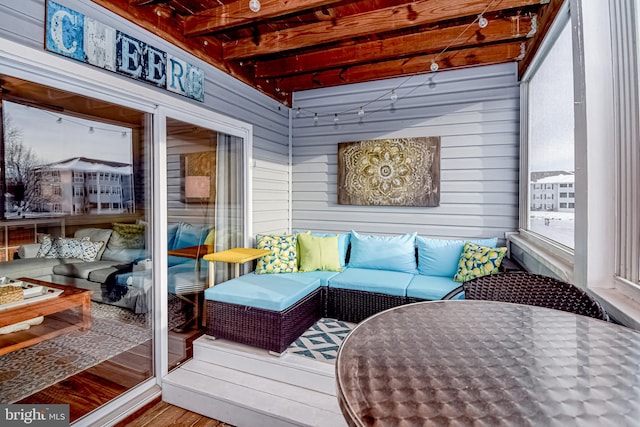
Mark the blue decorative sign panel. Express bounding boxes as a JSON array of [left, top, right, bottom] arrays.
[[45, 0, 204, 102]]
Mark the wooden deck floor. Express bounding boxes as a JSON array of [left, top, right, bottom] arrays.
[[115, 398, 232, 427]]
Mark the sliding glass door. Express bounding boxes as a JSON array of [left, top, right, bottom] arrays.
[[161, 112, 248, 372]]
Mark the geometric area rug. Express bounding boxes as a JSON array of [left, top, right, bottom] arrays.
[[286, 318, 355, 364], [0, 300, 158, 403]]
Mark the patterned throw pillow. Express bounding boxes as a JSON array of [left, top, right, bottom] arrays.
[[36, 235, 54, 258], [255, 234, 298, 274], [453, 242, 507, 282], [108, 222, 146, 249], [44, 237, 104, 262]]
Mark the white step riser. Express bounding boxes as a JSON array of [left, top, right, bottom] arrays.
[[163, 362, 347, 427], [163, 381, 302, 427], [193, 337, 336, 395]]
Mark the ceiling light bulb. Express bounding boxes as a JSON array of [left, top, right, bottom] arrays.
[[313, 113, 319, 124], [478, 14, 488, 29], [390, 89, 398, 102], [334, 113, 339, 124], [296, 107, 301, 117], [249, 0, 261, 12], [430, 62, 439, 72], [358, 107, 365, 117]]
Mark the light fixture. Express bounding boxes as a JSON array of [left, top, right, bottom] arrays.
[[478, 14, 488, 29], [390, 89, 398, 102], [121, 131, 127, 138], [430, 62, 439, 72], [296, 107, 301, 117], [56, 117, 62, 124], [249, 0, 261, 12], [313, 113, 319, 124], [358, 107, 365, 117], [334, 113, 339, 124], [88, 126, 95, 134]]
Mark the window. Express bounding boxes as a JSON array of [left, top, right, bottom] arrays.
[[525, 17, 574, 249], [560, 192, 567, 197], [560, 203, 567, 208]]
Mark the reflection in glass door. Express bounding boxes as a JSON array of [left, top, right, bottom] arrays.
[[165, 117, 245, 369]]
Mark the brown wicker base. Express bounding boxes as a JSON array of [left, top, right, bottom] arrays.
[[206, 287, 324, 354], [327, 287, 406, 323]]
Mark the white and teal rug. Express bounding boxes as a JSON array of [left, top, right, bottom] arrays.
[[287, 318, 355, 363]]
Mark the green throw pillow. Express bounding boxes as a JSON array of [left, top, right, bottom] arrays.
[[297, 233, 342, 272], [453, 242, 507, 282], [255, 234, 299, 274]]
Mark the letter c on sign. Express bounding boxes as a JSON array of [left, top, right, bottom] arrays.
[[51, 10, 78, 54]]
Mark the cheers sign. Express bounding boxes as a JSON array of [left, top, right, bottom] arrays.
[[45, 0, 204, 102]]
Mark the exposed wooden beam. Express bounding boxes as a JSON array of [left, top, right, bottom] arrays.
[[128, 0, 168, 6], [518, 0, 564, 77], [90, 0, 291, 104], [184, 0, 345, 37], [223, 0, 541, 60], [274, 42, 524, 92], [255, 15, 534, 78]]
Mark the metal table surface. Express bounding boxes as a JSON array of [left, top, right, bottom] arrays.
[[335, 300, 640, 426]]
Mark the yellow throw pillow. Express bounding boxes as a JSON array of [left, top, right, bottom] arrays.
[[453, 242, 507, 282], [297, 233, 342, 272], [255, 234, 299, 274]]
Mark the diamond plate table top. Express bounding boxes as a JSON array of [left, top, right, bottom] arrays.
[[336, 300, 640, 427]]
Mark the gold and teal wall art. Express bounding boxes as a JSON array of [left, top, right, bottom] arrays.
[[338, 137, 441, 207]]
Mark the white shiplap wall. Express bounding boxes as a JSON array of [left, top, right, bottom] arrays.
[[0, 0, 290, 236], [292, 63, 520, 240]]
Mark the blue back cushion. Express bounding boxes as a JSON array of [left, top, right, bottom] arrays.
[[348, 230, 417, 273], [416, 236, 498, 277], [172, 223, 211, 250]]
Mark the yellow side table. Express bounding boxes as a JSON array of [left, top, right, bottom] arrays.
[[204, 248, 271, 287]]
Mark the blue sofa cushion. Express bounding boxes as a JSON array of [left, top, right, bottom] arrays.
[[416, 237, 498, 277], [204, 272, 321, 312], [288, 270, 342, 286], [406, 274, 464, 300], [348, 230, 417, 273], [172, 222, 211, 250], [328, 267, 412, 297]]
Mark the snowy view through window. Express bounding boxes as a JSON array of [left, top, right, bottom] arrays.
[[528, 21, 574, 249]]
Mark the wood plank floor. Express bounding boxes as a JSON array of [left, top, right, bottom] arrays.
[[14, 322, 203, 423], [115, 399, 233, 427]]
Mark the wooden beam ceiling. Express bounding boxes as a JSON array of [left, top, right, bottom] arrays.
[[90, 0, 563, 106]]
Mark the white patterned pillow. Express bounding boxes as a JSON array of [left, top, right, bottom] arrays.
[[45, 237, 104, 262], [36, 235, 54, 258]]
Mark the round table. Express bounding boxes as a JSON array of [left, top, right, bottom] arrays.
[[335, 300, 640, 426]]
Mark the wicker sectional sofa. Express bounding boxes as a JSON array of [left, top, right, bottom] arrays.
[[205, 231, 504, 354]]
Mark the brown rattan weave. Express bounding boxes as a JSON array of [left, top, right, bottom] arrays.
[[327, 287, 406, 323], [462, 272, 609, 321], [206, 287, 324, 354]]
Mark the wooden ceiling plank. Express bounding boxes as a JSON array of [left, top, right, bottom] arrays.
[[518, 0, 565, 77], [223, 0, 541, 60], [91, 0, 291, 104], [255, 15, 533, 78], [184, 0, 345, 37], [274, 41, 524, 92]]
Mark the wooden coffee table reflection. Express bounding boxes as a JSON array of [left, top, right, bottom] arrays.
[[0, 278, 92, 356]]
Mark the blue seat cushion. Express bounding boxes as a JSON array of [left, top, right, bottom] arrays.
[[328, 267, 412, 297], [205, 272, 321, 312], [168, 262, 208, 294], [406, 274, 464, 300]]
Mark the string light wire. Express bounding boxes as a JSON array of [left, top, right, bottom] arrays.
[[297, 0, 498, 125]]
